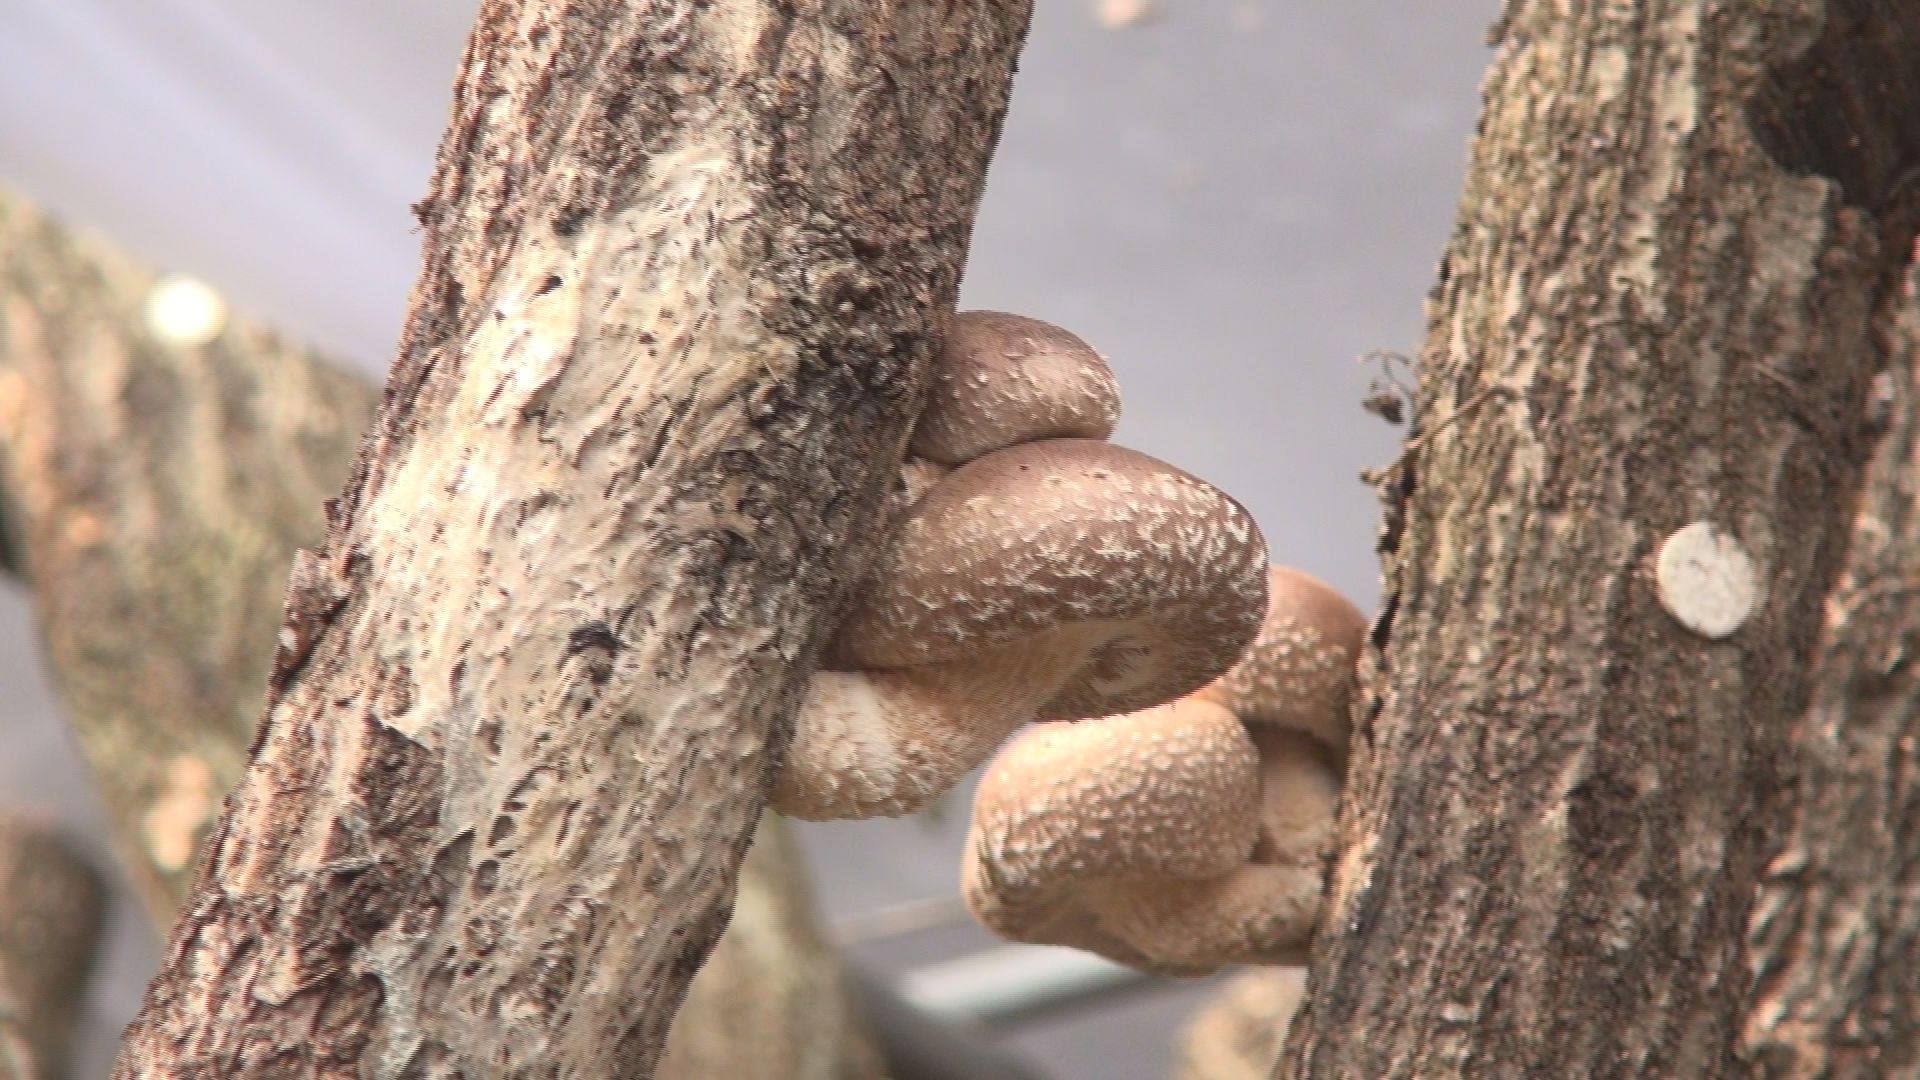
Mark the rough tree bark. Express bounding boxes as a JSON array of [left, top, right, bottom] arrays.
[[0, 817, 103, 1080], [1282, 2, 1920, 1077], [0, 190, 879, 1079], [106, 1, 1031, 1075], [1742, 262, 1920, 1076]]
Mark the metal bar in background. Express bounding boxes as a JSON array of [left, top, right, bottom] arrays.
[[845, 965, 1052, 1080], [897, 945, 1153, 1029]]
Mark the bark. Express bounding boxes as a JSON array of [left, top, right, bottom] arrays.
[[0, 190, 880, 1079], [0, 189, 883, 1076], [1282, 2, 1920, 1077], [105, 0, 1027, 1074], [0, 187, 883, 1076], [0, 196, 373, 928], [1741, 267, 1920, 1076], [656, 824, 880, 1080], [0, 817, 104, 1080]]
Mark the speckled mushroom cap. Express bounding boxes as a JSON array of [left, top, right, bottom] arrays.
[[1196, 565, 1366, 754], [960, 562, 1361, 974], [830, 439, 1270, 720], [1094, 862, 1325, 975], [962, 699, 1262, 938], [1090, 728, 1341, 974], [910, 311, 1122, 465]]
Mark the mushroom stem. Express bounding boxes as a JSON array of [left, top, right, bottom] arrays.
[[774, 640, 1091, 821]]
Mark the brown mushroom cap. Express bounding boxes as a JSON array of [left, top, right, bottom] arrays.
[[774, 313, 1268, 822], [831, 439, 1269, 721], [911, 311, 1121, 465], [1092, 729, 1340, 973], [1196, 565, 1365, 754], [957, 562, 1361, 974], [775, 441, 1268, 821], [962, 699, 1262, 938], [1092, 862, 1324, 975]]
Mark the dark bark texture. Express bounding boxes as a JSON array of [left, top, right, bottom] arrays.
[[0, 190, 879, 1080], [0, 817, 103, 1080], [1742, 264, 1920, 1076], [1282, 1, 1920, 1076], [105, 1, 1032, 1075]]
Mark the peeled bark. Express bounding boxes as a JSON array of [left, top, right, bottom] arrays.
[[105, 1, 1027, 1075], [1282, 1, 1920, 1076], [0, 817, 103, 1080], [0, 189, 879, 1079]]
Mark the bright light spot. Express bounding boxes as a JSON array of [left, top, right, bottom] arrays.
[[1097, 0, 1155, 29], [1656, 521, 1759, 640], [145, 274, 228, 347]]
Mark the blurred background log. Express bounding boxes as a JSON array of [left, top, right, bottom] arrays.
[[1174, 969, 1302, 1080], [0, 816, 104, 1080]]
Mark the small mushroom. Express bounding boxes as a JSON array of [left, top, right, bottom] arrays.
[[961, 699, 1261, 949], [772, 314, 1269, 821], [960, 565, 1360, 975], [1196, 566, 1366, 757], [910, 311, 1121, 466]]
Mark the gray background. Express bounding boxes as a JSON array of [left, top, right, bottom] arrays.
[[0, 2, 1492, 1076]]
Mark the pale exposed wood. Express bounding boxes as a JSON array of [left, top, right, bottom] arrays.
[[1281, 1, 1920, 1076], [0, 817, 104, 1080], [0, 188, 880, 1079], [106, 1, 1030, 1076]]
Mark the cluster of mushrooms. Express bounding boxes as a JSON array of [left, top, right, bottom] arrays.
[[771, 312, 1364, 976]]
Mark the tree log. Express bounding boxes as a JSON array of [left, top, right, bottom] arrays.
[[1741, 266, 1920, 1076], [0, 187, 881, 1078], [0, 817, 103, 1080], [107, 0, 1027, 1074], [1283, 1, 1920, 1076], [656, 824, 881, 1079]]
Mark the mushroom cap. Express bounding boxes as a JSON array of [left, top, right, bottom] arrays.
[[956, 565, 1357, 975], [960, 699, 1339, 977], [1096, 728, 1336, 974], [1091, 862, 1324, 975], [830, 439, 1269, 721], [911, 311, 1121, 465], [1196, 565, 1366, 753], [962, 699, 1262, 935]]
